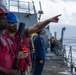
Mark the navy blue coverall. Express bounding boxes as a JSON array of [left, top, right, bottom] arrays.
[[33, 35, 45, 75]]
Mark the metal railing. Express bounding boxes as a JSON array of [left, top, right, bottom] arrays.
[[5, 0, 36, 13], [63, 45, 76, 73]]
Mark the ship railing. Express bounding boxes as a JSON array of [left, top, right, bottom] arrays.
[[63, 45, 76, 73], [4, 0, 35, 14]]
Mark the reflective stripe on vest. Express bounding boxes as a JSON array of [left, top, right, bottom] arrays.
[[0, 37, 7, 46], [21, 37, 23, 42], [7, 38, 13, 45], [7, 36, 23, 45]]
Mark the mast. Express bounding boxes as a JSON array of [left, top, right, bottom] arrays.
[[38, 1, 43, 21]]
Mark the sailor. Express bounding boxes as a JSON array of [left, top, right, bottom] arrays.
[[32, 29, 45, 75], [50, 36, 55, 51], [4, 12, 30, 75], [0, 7, 17, 75], [30, 33, 38, 72]]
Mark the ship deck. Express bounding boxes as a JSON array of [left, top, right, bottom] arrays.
[[42, 49, 76, 75]]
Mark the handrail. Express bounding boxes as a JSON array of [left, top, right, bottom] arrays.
[[5, 0, 35, 13], [63, 45, 76, 73]]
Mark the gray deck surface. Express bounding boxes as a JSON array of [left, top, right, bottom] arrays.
[[42, 50, 76, 75]]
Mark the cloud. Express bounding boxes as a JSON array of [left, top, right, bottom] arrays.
[[62, 0, 76, 2], [29, 0, 76, 26]]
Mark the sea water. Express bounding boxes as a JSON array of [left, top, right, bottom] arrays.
[[63, 39, 76, 64]]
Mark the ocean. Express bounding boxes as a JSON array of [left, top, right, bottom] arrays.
[[63, 39, 76, 65]]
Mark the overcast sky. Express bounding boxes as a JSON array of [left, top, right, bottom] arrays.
[[20, 0, 76, 38]]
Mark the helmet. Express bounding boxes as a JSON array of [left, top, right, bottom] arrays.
[[6, 12, 19, 23], [0, 7, 7, 15]]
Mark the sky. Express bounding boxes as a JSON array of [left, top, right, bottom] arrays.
[[8, 0, 76, 39]]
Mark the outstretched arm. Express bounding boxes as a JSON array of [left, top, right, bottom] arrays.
[[27, 14, 61, 35]]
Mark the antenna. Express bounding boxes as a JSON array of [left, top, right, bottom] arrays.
[[39, 1, 42, 11], [38, 1, 43, 21], [32, 1, 36, 14], [38, 1, 43, 14]]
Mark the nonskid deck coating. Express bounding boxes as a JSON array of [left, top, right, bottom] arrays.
[[42, 51, 76, 75]]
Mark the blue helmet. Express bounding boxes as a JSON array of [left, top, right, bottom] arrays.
[[6, 12, 19, 23]]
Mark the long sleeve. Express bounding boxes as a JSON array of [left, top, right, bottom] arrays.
[[34, 36, 45, 60]]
